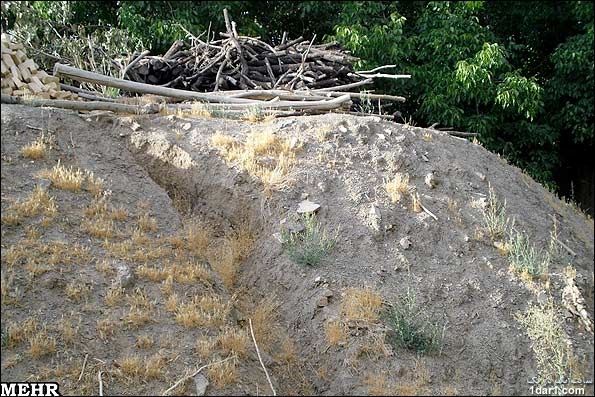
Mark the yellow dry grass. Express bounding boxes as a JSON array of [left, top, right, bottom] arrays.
[[195, 338, 214, 359], [96, 318, 117, 341], [28, 331, 57, 359], [21, 135, 46, 159], [208, 359, 238, 389], [325, 320, 347, 346], [135, 335, 154, 349], [173, 295, 231, 328], [217, 327, 249, 358], [39, 161, 85, 192], [3, 187, 57, 225], [341, 287, 383, 323], [210, 130, 299, 192], [386, 173, 413, 203]]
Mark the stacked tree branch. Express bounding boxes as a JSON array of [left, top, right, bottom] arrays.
[[123, 9, 408, 96]]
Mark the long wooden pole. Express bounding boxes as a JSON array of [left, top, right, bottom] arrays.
[[53, 63, 255, 104]]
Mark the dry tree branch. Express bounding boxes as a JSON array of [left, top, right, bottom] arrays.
[[249, 318, 276, 396], [162, 355, 237, 396]]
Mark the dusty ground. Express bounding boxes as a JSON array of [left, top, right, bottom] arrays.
[[1, 104, 593, 396]]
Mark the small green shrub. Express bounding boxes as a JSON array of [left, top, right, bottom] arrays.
[[508, 231, 550, 279], [281, 213, 335, 266], [483, 184, 510, 240], [386, 292, 443, 354]]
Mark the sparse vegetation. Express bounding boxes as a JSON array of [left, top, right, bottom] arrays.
[[386, 291, 443, 354], [217, 327, 249, 358], [281, 213, 335, 266], [515, 300, 571, 385], [39, 161, 85, 192], [211, 129, 300, 192], [28, 330, 56, 359], [21, 135, 47, 159], [325, 320, 347, 346], [483, 184, 510, 240], [341, 287, 383, 323], [508, 231, 550, 279], [208, 358, 238, 389], [386, 172, 413, 203]]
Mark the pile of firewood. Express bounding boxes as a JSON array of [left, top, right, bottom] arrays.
[[1, 35, 77, 100], [123, 10, 400, 93]]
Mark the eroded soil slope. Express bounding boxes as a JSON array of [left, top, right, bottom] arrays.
[[1, 104, 593, 396]]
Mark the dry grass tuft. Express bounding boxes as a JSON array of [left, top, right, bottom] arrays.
[[386, 173, 414, 203], [105, 283, 125, 307], [82, 218, 116, 240], [39, 160, 85, 192], [6, 318, 38, 348], [138, 213, 158, 232], [325, 320, 347, 346], [144, 353, 166, 379], [208, 359, 238, 389], [249, 296, 280, 349], [186, 221, 213, 257], [195, 338, 214, 359], [85, 170, 104, 197], [515, 300, 571, 384], [174, 295, 231, 328], [217, 327, 249, 358], [21, 135, 47, 159], [364, 372, 393, 396], [211, 129, 299, 192], [56, 317, 79, 346], [119, 356, 143, 377], [97, 318, 117, 341], [135, 335, 154, 349], [65, 281, 86, 302], [341, 287, 383, 323], [28, 330, 57, 359], [4, 186, 57, 223], [110, 206, 129, 221]]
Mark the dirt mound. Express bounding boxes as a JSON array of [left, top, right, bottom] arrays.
[[1, 104, 593, 396]]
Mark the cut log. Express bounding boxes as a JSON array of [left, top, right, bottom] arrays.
[[1, 93, 159, 114], [54, 63, 273, 104]]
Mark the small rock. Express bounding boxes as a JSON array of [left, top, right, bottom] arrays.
[[475, 172, 486, 181], [131, 122, 141, 131], [272, 232, 283, 243], [37, 179, 52, 190], [400, 236, 412, 250], [425, 172, 437, 188], [301, 192, 309, 200], [376, 133, 386, 141], [368, 204, 382, 234], [314, 276, 322, 284], [339, 126, 348, 133], [182, 122, 191, 131], [289, 137, 299, 150], [278, 119, 296, 129], [194, 373, 209, 396], [284, 220, 305, 234], [421, 153, 429, 162], [119, 132, 127, 138], [537, 290, 548, 305], [323, 289, 333, 298], [115, 262, 135, 288], [297, 200, 320, 214], [317, 296, 328, 307]]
